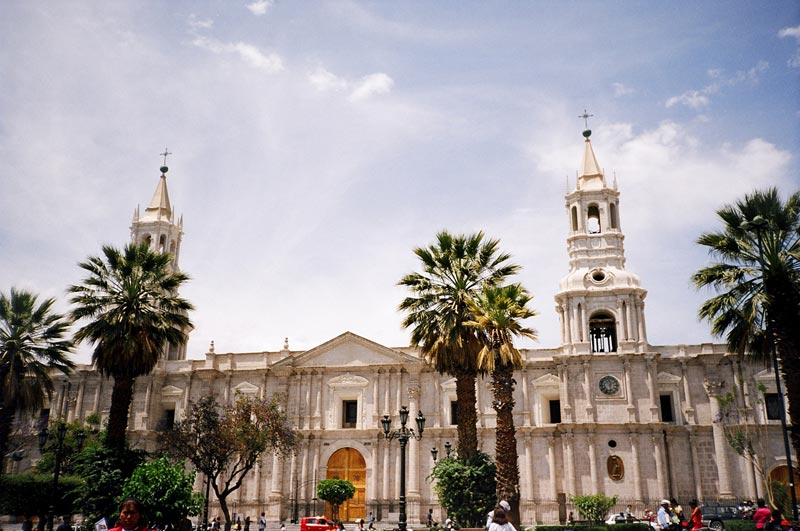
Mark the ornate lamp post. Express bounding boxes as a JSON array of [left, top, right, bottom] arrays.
[[38, 422, 85, 531], [430, 441, 453, 463], [741, 215, 799, 522], [381, 406, 425, 531]]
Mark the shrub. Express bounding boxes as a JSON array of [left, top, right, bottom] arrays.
[[571, 495, 618, 524], [429, 452, 496, 527]]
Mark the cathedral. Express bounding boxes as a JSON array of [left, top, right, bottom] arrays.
[[13, 130, 794, 524]]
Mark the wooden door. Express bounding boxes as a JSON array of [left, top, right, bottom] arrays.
[[326, 448, 366, 522]]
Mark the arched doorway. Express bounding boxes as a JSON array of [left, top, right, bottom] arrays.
[[326, 448, 366, 521], [769, 465, 800, 499]]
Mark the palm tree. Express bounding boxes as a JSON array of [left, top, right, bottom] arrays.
[[398, 231, 519, 459], [467, 284, 537, 527], [69, 243, 193, 450], [692, 187, 800, 455], [0, 288, 74, 471]]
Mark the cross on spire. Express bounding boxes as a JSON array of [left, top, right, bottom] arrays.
[[578, 110, 594, 129], [160, 147, 172, 167]]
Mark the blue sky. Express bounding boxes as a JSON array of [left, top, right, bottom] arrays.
[[1, 1, 798, 362]]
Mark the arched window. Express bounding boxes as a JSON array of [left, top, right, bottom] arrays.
[[609, 203, 618, 229], [159, 234, 167, 253], [589, 312, 617, 352], [142, 234, 152, 248], [587, 205, 601, 234], [571, 206, 579, 231]]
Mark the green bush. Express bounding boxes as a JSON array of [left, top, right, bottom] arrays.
[[571, 495, 618, 523], [428, 452, 496, 527], [0, 474, 83, 515], [722, 521, 757, 531]]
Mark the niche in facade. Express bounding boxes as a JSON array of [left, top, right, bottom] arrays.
[[589, 311, 617, 352]]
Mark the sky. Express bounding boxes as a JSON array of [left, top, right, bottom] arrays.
[[1, 1, 799, 364]]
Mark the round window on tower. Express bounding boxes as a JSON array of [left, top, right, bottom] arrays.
[[588, 268, 609, 285]]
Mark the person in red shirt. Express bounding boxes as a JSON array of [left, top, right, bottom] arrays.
[[753, 499, 772, 530], [111, 498, 148, 531], [688, 500, 703, 531]]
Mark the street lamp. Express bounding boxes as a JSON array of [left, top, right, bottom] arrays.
[[381, 406, 425, 531], [38, 422, 85, 531], [741, 215, 799, 522], [430, 442, 453, 463]]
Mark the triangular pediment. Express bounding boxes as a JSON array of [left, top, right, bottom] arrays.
[[533, 373, 560, 388], [233, 381, 260, 395], [657, 371, 682, 384], [274, 331, 421, 368], [161, 385, 183, 398]]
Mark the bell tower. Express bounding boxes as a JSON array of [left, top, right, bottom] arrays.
[[129, 157, 188, 360], [554, 128, 648, 355]]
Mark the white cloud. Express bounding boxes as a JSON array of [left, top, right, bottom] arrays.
[[308, 67, 348, 92], [665, 90, 709, 109], [246, 0, 273, 16], [666, 60, 768, 109], [778, 25, 800, 39], [612, 82, 634, 97], [778, 26, 800, 67], [187, 14, 213, 31], [348, 73, 394, 101], [192, 36, 283, 72]]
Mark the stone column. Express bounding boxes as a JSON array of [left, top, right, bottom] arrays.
[[315, 371, 323, 429], [383, 436, 391, 502], [687, 428, 704, 501], [383, 370, 391, 415], [183, 372, 194, 411], [521, 369, 531, 426], [705, 378, 734, 497], [637, 300, 647, 347], [548, 436, 558, 500], [368, 435, 380, 506], [564, 430, 576, 495], [652, 431, 667, 497], [624, 358, 637, 422], [524, 436, 534, 500], [681, 361, 696, 424], [564, 304, 573, 354], [73, 374, 86, 422], [628, 431, 642, 501], [584, 361, 595, 421], [588, 430, 598, 492], [408, 385, 421, 497], [646, 356, 660, 421], [559, 363, 573, 422]]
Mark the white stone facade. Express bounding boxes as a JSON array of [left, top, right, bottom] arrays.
[[13, 134, 794, 525]]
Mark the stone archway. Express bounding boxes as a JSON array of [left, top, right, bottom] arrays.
[[326, 447, 366, 522], [769, 465, 800, 499]]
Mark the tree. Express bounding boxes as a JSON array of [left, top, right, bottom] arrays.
[[429, 451, 496, 527], [316, 479, 355, 523], [571, 494, 618, 526], [71, 444, 147, 528], [467, 284, 537, 528], [69, 243, 193, 450], [0, 288, 74, 473], [692, 188, 800, 455], [399, 231, 520, 459], [160, 394, 298, 531], [714, 386, 784, 509], [121, 456, 204, 530]]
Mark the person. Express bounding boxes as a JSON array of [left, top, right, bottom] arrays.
[[244, 517, 251, 531], [443, 519, 454, 531], [487, 506, 516, 531], [486, 500, 511, 529], [337, 523, 345, 531], [235, 518, 242, 531], [688, 500, 702, 531], [368, 512, 375, 530], [212, 518, 220, 531], [427, 509, 434, 527], [671, 499, 684, 525], [280, 524, 286, 531], [568, 512, 575, 525], [657, 500, 672, 530], [22, 516, 33, 531], [754, 499, 771, 530], [110, 498, 148, 531], [258, 514, 266, 531], [624, 506, 633, 521], [56, 517, 71, 531], [764, 509, 784, 531]]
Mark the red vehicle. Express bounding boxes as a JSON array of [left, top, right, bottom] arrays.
[[300, 517, 336, 531]]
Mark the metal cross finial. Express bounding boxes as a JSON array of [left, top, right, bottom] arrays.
[[160, 147, 172, 166], [579, 110, 594, 129]]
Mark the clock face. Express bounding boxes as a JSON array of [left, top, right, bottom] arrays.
[[599, 375, 620, 395]]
